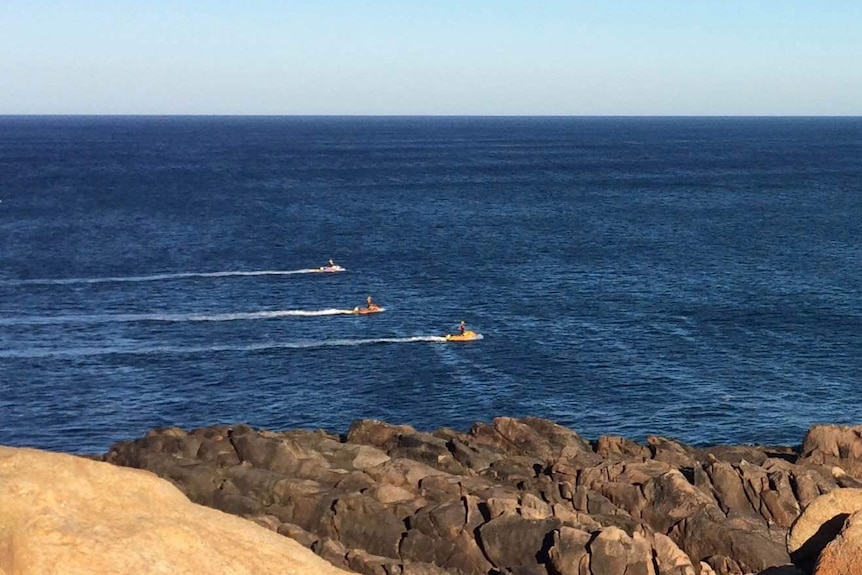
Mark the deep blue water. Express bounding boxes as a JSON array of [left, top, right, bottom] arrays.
[[1, 116, 861, 454]]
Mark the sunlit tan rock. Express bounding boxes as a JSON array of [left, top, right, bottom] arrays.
[[787, 488, 862, 572], [814, 509, 862, 575], [0, 446, 353, 575]]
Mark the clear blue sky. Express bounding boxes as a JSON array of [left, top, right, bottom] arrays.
[[2, 0, 860, 115]]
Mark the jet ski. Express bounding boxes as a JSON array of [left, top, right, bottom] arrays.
[[444, 330, 480, 341], [315, 264, 345, 273], [353, 304, 383, 315]]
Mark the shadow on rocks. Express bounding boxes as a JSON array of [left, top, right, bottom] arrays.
[[757, 566, 807, 575]]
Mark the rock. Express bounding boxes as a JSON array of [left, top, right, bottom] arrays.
[[103, 418, 829, 575], [257, 476, 331, 531], [551, 504, 603, 533], [515, 417, 593, 459], [520, 492, 553, 520], [595, 435, 651, 460], [345, 419, 418, 447], [646, 436, 699, 469], [813, 508, 862, 575], [547, 526, 592, 575], [487, 496, 521, 518], [702, 444, 773, 466], [229, 426, 341, 480], [278, 521, 320, 547], [640, 470, 715, 533], [0, 446, 352, 575], [477, 513, 562, 571], [345, 551, 389, 575], [400, 527, 492, 575], [588, 527, 656, 575], [314, 537, 351, 570], [363, 457, 450, 493], [344, 548, 454, 575], [400, 561, 455, 575], [763, 468, 803, 528], [403, 498, 493, 574], [787, 488, 862, 572], [346, 420, 468, 475], [792, 470, 836, 510], [756, 567, 807, 575], [832, 466, 862, 489], [480, 454, 540, 484], [372, 482, 419, 505], [350, 445, 392, 470], [651, 532, 697, 575], [319, 492, 405, 558], [501, 566, 549, 575], [469, 417, 591, 462], [196, 435, 243, 467], [445, 434, 508, 471], [674, 507, 790, 574], [703, 459, 756, 517], [595, 480, 648, 517], [799, 424, 862, 477]]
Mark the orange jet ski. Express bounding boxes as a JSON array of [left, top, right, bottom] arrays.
[[353, 304, 383, 315], [444, 330, 480, 342]]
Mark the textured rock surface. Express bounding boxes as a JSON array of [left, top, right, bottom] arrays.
[[813, 508, 862, 575], [102, 418, 862, 575], [786, 488, 862, 573], [0, 446, 353, 575], [799, 425, 862, 477]]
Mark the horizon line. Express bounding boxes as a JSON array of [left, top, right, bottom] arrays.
[[1, 113, 861, 119]]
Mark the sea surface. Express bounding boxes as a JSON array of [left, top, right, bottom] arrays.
[[1, 116, 861, 454]]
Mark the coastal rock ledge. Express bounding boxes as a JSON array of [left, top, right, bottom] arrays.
[[12, 417, 855, 575], [101, 418, 862, 575]]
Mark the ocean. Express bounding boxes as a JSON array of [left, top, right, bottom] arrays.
[[1, 116, 860, 454]]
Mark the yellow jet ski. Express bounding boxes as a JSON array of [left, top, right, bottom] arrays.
[[445, 329, 480, 342], [353, 304, 383, 315]]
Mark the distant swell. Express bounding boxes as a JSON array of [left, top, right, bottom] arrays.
[[0, 268, 339, 286], [0, 309, 360, 326], [0, 336, 450, 359]]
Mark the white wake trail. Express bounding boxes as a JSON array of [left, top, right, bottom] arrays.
[[0, 308, 358, 326], [0, 268, 341, 286], [0, 335, 451, 359]]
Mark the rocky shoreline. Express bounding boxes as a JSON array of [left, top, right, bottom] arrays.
[[96, 417, 862, 575]]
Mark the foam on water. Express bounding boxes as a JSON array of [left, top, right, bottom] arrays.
[[0, 268, 339, 286], [0, 308, 361, 325], [0, 335, 451, 359]]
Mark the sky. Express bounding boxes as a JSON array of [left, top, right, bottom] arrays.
[[1, 1, 860, 115]]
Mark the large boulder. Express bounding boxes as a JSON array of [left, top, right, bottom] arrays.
[[787, 488, 862, 572], [588, 526, 656, 575], [346, 420, 466, 475], [492, 417, 591, 458], [547, 526, 593, 575], [477, 512, 562, 570], [0, 446, 352, 575], [402, 498, 492, 575], [813, 509, 862, 575], [799, 425, 862, 477]]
